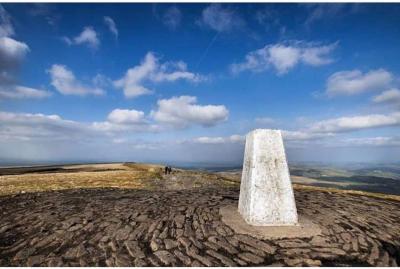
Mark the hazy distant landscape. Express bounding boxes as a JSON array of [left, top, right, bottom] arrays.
[[1, 161, 400, 196], [289, 163, 400, 196], [197, 162, 400, 196]]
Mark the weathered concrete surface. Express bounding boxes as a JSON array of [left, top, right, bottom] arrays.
[[220, 205, 321, 239], [239, 129, 298, 226], [1, 187, 400, 267]]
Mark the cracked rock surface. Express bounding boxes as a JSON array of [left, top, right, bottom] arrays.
[[0, 187, 400, 266]]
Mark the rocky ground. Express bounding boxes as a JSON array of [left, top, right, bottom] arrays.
[[1, 183, 400, 266]]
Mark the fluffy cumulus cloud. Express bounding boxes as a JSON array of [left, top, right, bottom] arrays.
[[0, 36, 29, 69], [63, 26, 100, 49], [0, 6, 28, 79], [372, 88, 400, 106], [0, 93, 226, 140], [114, 52, 203, 98], [0, 5, 49, 99], [107, 109, 145, 124], [309, 112, 400, 133], [162, 6, 181, 30], [199, 4, 244, 33], [92, 109, 158, 133], [0, 36, 29, 84], [104, 16, 118, 39], [151, 95, 229, 128], [48, 64, 105, 96], [325, 69, 393, 97], [91, 96, 229, 134], [231, 41, 337, 75]]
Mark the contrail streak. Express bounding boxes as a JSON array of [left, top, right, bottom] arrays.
[[195, 32, 220, 70]]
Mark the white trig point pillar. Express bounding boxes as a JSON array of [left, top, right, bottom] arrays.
[[238, 129, 298, 226]]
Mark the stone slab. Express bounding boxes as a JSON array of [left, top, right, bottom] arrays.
[[239, 129, 298, 226], [1, 187, 399, 266], [221, 205, 321, 240]]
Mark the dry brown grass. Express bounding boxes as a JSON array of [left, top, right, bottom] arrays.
[[0, 163, 164, 196], [1, 162, 399, 203]]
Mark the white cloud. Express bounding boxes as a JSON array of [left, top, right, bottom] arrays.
[[0, 108, 159, 143], [0, 36, 29, 62], [325, 69, 393, 97], [0, 6, 29, 79], [0, 36, 29, 83], [0, 111, 90, 141], [0, 7, 30, 83], [151, 95, 229, 128], [91, 107, 164, 134], [267, 45, 300, 74], [342, 136, 400, 147], [114, 52, 203, 98], [93, 96, 228, 133], [231, 41, 337, 75], [107, 109, 145, 124], [0, 85, 50, 99], [104, 16, 118, 39], [192, 134, 245, 144], [91, 120, 159, 133], [114, 52, 156, 98], [63, 26, 100, 49], [163, 6, 181, 30], [0, 6, 49, 99], [190, 130, 335, 145], [200, 4, 244, 33], [191, 110, 400, 147], [309, 112, 400, 133], [48, 64, 105, 96], [372, 88, 400, 106], [282, 130, 335, 141], [301, 43, 338, 66], [193, 136, 226, 144], [0, 4, 14, 37]]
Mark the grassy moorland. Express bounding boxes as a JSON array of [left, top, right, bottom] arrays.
[[0, 162, 238, 196], [0, 163, 164, 196], [1, 162, 400, 203]]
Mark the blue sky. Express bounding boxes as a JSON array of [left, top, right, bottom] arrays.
[[1, 3, 400, 165]]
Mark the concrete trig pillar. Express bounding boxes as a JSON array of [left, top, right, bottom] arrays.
[[238, 129, 298, 226]]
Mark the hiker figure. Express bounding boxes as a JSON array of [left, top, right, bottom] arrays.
[[164, 166, 168, 175], [168, 167, 172, 174]]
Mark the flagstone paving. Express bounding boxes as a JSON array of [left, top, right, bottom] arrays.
[[0, 187, 399, 266]]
